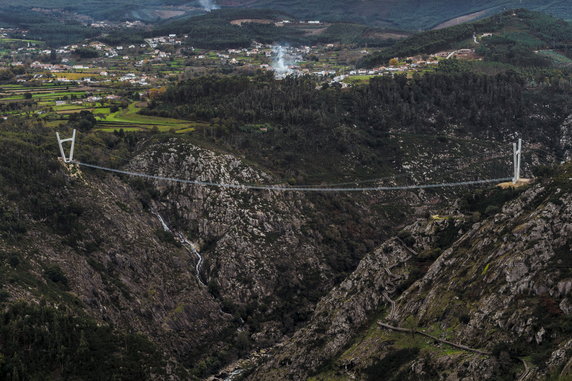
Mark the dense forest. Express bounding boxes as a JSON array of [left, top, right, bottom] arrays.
[[0, 7, 99, 46], [147, 72, 532, 130], [0, 303, 164, 380], [143, 70, 571, 181]]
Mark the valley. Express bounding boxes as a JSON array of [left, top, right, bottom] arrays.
[[0, 4, 571, 381]]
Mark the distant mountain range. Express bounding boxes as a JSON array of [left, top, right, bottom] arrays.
[[221, 0, 572, 30], [0, 0, 571, 30]]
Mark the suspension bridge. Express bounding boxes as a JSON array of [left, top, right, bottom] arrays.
[[56, 130, 525, 192]]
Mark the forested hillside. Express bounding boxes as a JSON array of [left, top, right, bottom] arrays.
[[2, 0, 571, 30], [361, 9, 572, 68], [222, 0, 572, 29], [146, 9, 402, 49], [0, 122, 175, 379], [143, 70, 570, 183], [0, 0, 571, 47], [0, 7, 99, 46]]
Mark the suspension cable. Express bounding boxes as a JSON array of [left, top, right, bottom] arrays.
[[72, 161, 512, 192]]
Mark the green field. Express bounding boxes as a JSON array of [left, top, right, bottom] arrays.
[[0, 83, 116, 127], [0, 38, 43, 44], [95, 102, 204, 132], [53, 106, 112, 115], [0, 91, 86, 101], [343, 75, 379, 85]]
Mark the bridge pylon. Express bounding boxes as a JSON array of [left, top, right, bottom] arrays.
[[56, 129, 76, 163], [512, 138, 522, 184]]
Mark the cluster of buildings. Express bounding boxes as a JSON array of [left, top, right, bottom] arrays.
[[275, 20, 321, 26], [118, 73, 151, 86], [144, 34, 186, 48], [0, 27, 26, 39], [89, 20, 145, 29], [0, 25, 486, 92]]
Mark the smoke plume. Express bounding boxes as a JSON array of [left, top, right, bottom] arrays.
[[272, 45, 296, 78], [199, 0, 219, 12]]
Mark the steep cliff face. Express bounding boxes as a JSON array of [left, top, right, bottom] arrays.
[[126, 139, 399, 342], [3, 120, 568, 379], [62, 171, 232, 362], [1, 129, 425, 378], [248, 237, 417, 380], [1, 158, 231, 376], [560, 115, 572, 161], [250, 164, 572, 380]]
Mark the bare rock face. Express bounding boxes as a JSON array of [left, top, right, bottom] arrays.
[[560, 115, 572, 161], [123, 137, 426, 365], [249, 238, 415, 380], [250, 165, 572, 380], [127, 141, 339, 334]]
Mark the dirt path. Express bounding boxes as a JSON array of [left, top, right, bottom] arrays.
[[378, 322, 491, 356]]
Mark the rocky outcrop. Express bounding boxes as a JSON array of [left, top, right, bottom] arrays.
[[560, 115, 572, 161], [251, 164, 572, 380], [127, 141, 338, 334], [4, 165, 232, 378], [250, 238, 414, 380], [125, 139, 444, 347]]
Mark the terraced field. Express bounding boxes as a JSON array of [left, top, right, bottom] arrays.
[[95, 102, 205, 133], [0, 83, 107, 121], [0, 81, 204, 133]]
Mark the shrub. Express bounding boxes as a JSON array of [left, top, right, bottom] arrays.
[[363, 348, 420, 381], [484, 205, 500, 216], [8, 254, 20, 268], [155, 229, 181, 247], [44, 265, 69, 288]]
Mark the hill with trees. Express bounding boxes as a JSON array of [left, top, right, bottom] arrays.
[[0, 0, 571, 37], [220, 0, 572, 29], [360, 9, 572, 68], [145, 9, 405, 49]]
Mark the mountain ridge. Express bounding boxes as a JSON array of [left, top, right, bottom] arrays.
[[1, 0, 571, 30]]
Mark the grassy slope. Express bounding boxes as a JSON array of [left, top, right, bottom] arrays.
[[96, 102, 204, 132]]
